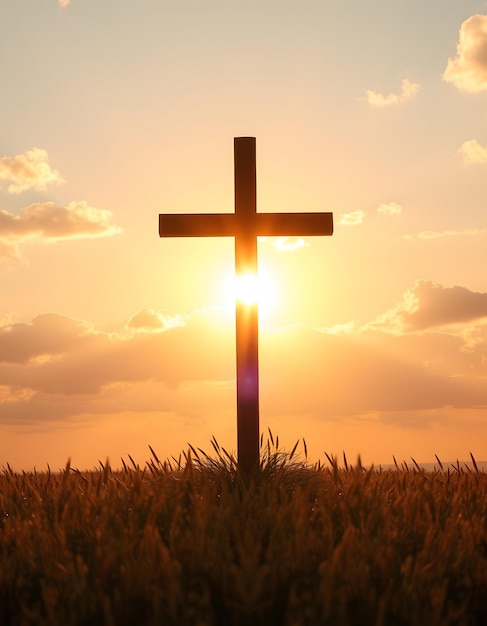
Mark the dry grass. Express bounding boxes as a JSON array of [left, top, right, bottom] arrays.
[[0, 437, 486, 625]]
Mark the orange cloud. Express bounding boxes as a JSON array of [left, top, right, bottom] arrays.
[[369, 281, 487, 333], [0, 314, 96, 364], [443, 15, 487, 93], [365, 78, 420, 106], [0, 312, 234, 412], [0, 148, 64, 194], [1, 284, 486, 430], [126, 310, 185, 333], [0, 201, 122, 259]]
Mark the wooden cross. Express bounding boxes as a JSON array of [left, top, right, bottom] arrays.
[[159, 137, 333, 474]]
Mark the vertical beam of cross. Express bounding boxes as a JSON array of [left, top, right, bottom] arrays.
[[234, 138, 259, 475], [159, 137, 333, 475]]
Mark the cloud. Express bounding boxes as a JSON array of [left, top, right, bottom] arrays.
[[377, 202, 402, 216], [272, 237, 309, 251], [265, 324, 487, 418], [0, 314, 97, 365], [369, 280, 487, 333], [0, 148, 64, 194], [405, 228, 487, 240], [0, 201, 122, 259], [126, 309, 185, 333], [443, 15, 487, 93], [1, 292, 486, 429], [0, 311, 233, 403], [365, 78, 420, 106], [0, 239, 21, 261], [338, 210, 364, 226], [458, 139, 487, 165]]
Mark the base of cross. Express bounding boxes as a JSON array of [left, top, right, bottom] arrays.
[[159, 137, 333, 476]]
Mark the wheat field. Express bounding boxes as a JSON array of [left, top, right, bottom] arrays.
[[0, 438, 486, 625]]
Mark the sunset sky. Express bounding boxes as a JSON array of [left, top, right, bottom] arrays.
[[1, 0, 487, 471]]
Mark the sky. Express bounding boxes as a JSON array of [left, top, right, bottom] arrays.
[[1, 0, 487, 471]]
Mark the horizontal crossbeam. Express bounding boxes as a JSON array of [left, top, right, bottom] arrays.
[[159, 211, 333, 238]]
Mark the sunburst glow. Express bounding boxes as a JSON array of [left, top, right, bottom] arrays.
[[234, 273, 259, 305], [222, 270, 276, 317]]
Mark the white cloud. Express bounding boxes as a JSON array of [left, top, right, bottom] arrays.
[[0, 201, 122, 259], [317, 320, 360, 335], [443, 15, 487, 93], [365, 78, 420, 107], [338, 210, 364, 226], [459, 139, 487, 165], [0, 239, 21, 261], [405, 228, 487, 240], [377, 202, 402, 216], [272, 237, 309, 251], [0, 148, 64, 194]]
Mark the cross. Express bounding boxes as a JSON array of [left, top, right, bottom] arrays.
[[159, 137, 333, 475]]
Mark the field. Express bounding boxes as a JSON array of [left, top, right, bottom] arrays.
[[0, 438, 486, 626]]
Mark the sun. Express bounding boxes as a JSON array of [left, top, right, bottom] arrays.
[[234, 273, 260, 305], [222, 269, 276, 318]]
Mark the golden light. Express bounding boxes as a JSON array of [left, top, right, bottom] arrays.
[[222, 269, 276, 318], [234, 273, 259, 305]]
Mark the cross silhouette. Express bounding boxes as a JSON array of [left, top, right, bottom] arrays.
[[159, 137, 333, 474]]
